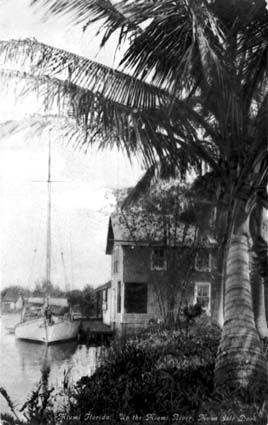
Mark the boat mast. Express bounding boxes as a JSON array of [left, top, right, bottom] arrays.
[[61, 252, 71, 293], [46, 131, 52, 290]]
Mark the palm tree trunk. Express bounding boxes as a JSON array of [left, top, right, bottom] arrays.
[[215, 245, 226, 328], [215, 211, 268, 390], [251, 259, 268, 339], [213, 269, 224, 327], [250, 203, 268, 338], [214, 204, 231, 327], [252, 276, 268, 339]]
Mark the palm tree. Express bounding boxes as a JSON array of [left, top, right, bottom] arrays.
[[1, 0, 268, 392], [250, 193, 268, 339]]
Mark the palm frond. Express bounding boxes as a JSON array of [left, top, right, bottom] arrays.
[[115, 1, 226, 92], [0, 115, 87, 150], [3, 0, 268, 189], [0, 69, 170, 165], [238, 17, 268, 116], [31, 0, 141, 44], [29, 1, 227, 93], [0, 38, 168, 110], [0, 62, 221, 170], [121, 166, 155, 209], [0, 38, 222, 171]]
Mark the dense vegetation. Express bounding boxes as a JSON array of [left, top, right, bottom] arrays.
[[66, 286, 96, 317], [2, 318, 268, 425], [71, 318, 220, 422]]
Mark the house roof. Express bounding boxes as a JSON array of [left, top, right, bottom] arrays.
[[95, 281, 112, 292], [1, 294, 22, 303], [106, 211, 216, 254]]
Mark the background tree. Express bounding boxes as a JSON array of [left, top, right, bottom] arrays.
[[1, 285, 30, 300], [32, 280, 65, 297], [67, 285, 96, 317]]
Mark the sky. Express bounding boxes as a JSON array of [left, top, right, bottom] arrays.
[[0, 0, 144, 290]]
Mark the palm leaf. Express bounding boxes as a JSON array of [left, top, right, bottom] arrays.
[[0, 39, 168, 110], [30, 1, 227, 92], [0, 115, 86, 150], [2, 1, 268, 192], [31, 0, 141, 44], [0, 57, 220, 170]]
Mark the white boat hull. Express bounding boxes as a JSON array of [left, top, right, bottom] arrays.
[[15, 316, 80, 344]]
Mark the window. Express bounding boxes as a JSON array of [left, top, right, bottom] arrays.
[[195, 250, 211, 271], [125, 282, 147, 313], [194, 282, 211, 314], [113, 247, 119, 274], [102, 289, 108, 310], [114, 258, 119, 273], [151, 247, 167, 271], [103, 289, 108, 303], [117, 281, 121, 313]]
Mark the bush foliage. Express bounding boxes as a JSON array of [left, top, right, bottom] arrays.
[[71, 318, 221, 421]]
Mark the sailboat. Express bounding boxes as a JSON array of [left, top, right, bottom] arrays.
[[15, 135, 80, 344]]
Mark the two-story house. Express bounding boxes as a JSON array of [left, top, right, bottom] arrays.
[[97, 210, 219, 334]]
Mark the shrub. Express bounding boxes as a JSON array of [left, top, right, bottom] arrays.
[[70, 320, 221, 421]]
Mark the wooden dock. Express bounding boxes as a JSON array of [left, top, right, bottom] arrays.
[[76, 318, 113, 345]]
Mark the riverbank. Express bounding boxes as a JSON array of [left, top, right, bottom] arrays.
[[2, 317, 268, 424]]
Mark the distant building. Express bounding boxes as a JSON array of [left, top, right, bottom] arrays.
[[1, 294, 24, 313], [95, 281, 111, 324], [96, 210, 219, 335]]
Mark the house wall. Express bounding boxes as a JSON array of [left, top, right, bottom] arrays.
[[109, 244, 124, 329], [1, 301, 15, 313], [121, 281, 162, 332], [3, 301, 16, 312], [122, 246, 195, 324], [108, 244, 219, 334], [15, 296, 24, 311], [122, 246, 167, 325], [123, 246, 150, 283], [102, 288, 112, 326]]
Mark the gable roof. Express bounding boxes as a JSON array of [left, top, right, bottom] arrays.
[[106, 210, 216, 254], [1, 293, 22, 303]]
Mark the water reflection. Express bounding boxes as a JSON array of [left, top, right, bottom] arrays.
[[0, 315, 102, 415], [41, 346, 51, 394], [15, 340, 78, 396], [16, 340, 77, 373]]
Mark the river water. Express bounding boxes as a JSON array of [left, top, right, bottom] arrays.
[[0, 313, 102, 417]]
